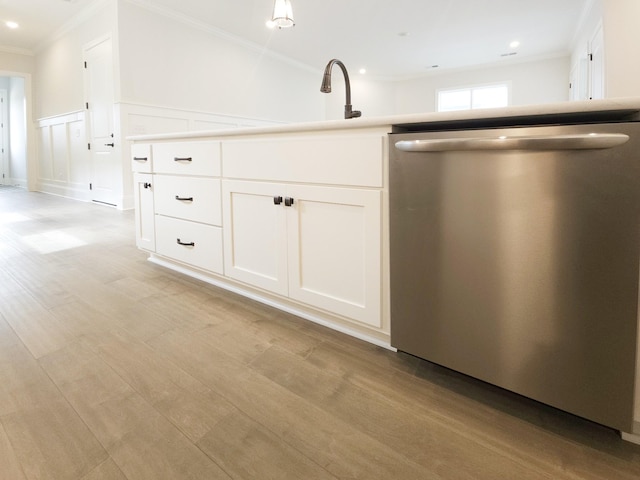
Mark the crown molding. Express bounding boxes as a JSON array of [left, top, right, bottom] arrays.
[[0, 45, 34, 56], [124, 0, 320, 75], [33, 0, 111, 53]]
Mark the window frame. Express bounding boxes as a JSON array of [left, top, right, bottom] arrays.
[[436, 82, 512, 112]]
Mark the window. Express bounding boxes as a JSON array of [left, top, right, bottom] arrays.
[[437, 84, 509, 112]]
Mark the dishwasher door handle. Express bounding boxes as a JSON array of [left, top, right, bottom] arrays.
[[395, 133, 630, 152]]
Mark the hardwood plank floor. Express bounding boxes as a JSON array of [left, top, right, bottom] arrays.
[[1, 185, 639, 479]]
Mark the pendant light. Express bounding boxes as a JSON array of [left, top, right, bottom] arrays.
[[271, 0, 295, 29]]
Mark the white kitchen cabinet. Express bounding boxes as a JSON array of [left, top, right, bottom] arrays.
[[155, 215, 223, 274], [223, 179, 382, 328], [133, 172, 155, 251], [132, 131, 388, 343], [132, 140, 223, 273]]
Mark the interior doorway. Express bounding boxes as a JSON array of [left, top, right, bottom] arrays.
[[0, 76, 29, 189], [84, 36, 118, 206], [0, 88, 7, 185]]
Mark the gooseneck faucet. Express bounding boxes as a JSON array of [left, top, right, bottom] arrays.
[[320, 59, 362, 119]]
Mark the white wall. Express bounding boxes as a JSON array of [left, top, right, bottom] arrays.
[[323, 74, 397, 121], [0, 50, 35, 75], [602, 0, 640, 98], [325, 55, 571, 119], [34, 1, 115, 119], [398, 56, 570, 114], [117, 0, 324, 124]]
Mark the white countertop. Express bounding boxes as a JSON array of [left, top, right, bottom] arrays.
[[128, 97, 640, 142]]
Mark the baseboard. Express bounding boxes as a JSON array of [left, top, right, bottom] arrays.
[[147, 254, 394, 351], [36, 180, 90, 203], [621, 431, 640, 445]]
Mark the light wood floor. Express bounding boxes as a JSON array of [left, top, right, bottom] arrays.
[[1, 186, 639, 479]]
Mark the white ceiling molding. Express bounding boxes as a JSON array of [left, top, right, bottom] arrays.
[[33, 0, 111, 53], [124, 0, 321, 75], [0, 45, 35, 57]]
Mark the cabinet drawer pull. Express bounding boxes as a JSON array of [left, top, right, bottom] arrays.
[[176, 238, 195, 247], [175, 195, 194, 202], [133, 156, 148, 161], [273, 196, 283, 205], [174, 157, 193, 162], [284, 197, 295, 207]]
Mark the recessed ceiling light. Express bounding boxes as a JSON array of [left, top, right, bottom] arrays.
[[6, 21, 19, 29], [510, 40, 520, 49]]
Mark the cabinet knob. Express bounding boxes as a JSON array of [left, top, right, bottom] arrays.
[[143, 182, 152, 189], [273, 196, 283, 205], [284, 197, 295, 207]]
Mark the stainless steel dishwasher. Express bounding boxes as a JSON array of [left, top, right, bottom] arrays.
[[389, 117, 640, 433]]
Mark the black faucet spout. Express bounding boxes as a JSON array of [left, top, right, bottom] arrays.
[[320, 59, 362, 119]]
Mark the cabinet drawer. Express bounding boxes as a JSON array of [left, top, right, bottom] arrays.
[[154, 175, 221, 226], [153, 141, 221, 176], [222, 135, 384, 187], [131, 143, 152, 173], [155, 216, 223, 274]]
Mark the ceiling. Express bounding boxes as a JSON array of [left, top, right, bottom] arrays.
[[0, 0, 591, 78]]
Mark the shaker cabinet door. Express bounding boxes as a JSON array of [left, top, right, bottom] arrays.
[[287, 185, 382, 328], [222, 180, 288, 296], [133, 173, 155, 252]]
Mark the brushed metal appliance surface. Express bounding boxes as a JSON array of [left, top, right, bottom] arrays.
[[389, 122, 640, 432]]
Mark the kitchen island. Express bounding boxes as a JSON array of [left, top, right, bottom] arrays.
[[129, 97, 640, 442]]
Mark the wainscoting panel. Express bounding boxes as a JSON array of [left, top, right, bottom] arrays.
[[36, 112, 90, 203]]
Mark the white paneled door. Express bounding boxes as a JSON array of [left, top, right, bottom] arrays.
[[84, 37, 117, 206], [589, 24, 605, 100]]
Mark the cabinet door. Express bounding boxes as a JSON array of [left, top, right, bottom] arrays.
[[133, 173, 155, 251], [286, 185, 382, 327], [222, 180, 288, 296]]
